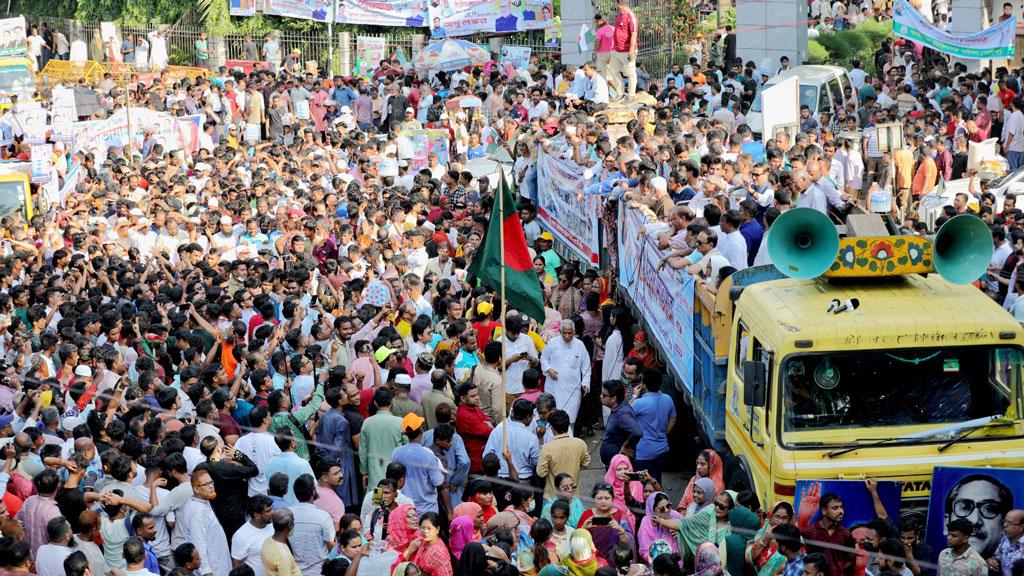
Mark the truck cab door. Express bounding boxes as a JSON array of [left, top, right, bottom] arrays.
[[735, 319, 774, 498]]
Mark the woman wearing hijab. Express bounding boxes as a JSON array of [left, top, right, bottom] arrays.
[[485, 511, 523, 555], [387, 504, 421, 564], [392, 562, 422, 576], [602, 454, 644, 529], [725, 506, 762, 576], [561, 529, 607, 576], [678, 450, 725, 513], [454, 542, 488, 576], [685, 477, 718, 518], [452, 501, 485, 541], [448, 516, 476, 561], [692, 542, 725, 576], [541, 473, 585, 529], [745, 502, 793, 576], [410, 512, 454, 576], [654, 490, 737, 564], [638, 492, 684, 563]]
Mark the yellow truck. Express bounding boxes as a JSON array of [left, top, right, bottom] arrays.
[[0, 56, 38, 110], [620, 205, 1024, 514], [0, 162, 35, 221]]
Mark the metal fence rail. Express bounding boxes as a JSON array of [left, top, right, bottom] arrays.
[[39, 12, 685, 80]]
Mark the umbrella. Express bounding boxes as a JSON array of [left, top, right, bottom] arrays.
[[413, 39, 490, 72]]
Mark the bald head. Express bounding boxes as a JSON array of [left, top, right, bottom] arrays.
[[74, 437, 94, 454], [272, 509, 294, 533]]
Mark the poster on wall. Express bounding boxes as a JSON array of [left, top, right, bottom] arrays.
[[230, 0, 257, 17], [337, 0, 427, 27], [428, 0, 555, 38], [265, 0, 331, 21], [398, 129, 448, 171], [0, 17, 27, 57], [925, 466, 1024, 563], [355, 36, 387, 78]]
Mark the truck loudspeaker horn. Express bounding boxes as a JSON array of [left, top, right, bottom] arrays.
[[932, 214, 994, 285], [767, 208, 840, 279]]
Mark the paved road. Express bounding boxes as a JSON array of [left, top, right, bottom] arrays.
[[576, 427, 691, 507]]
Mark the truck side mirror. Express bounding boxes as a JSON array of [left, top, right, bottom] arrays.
[[743, 360, 766, 407]]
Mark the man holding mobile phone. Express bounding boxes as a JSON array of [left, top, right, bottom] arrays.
[[495, 314, 538, 409]]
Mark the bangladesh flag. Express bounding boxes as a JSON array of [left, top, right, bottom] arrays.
[[468, 171, 546, 324]]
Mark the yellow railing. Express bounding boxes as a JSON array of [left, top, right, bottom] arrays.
[[39, 60, 207, 89]]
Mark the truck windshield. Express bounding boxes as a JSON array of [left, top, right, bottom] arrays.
[[0, 180, 26, 218], [781, 346, 1022, 433], [0, 65, 34, 97]]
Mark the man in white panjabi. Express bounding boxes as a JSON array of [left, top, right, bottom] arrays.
[[540, 320, 592, 427]]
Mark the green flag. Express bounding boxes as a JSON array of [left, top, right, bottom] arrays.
[[467, 171, 546, 324]]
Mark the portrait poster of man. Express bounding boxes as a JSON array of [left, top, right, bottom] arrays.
[[925, 466, 1021, 562]]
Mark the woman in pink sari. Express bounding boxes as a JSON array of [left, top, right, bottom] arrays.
[[603, 454, 644, 530]]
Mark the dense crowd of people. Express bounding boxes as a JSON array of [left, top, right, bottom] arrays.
[[1, 2, 1024, 576]]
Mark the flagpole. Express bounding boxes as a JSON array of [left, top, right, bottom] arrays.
[[499, 170, 508, 456]]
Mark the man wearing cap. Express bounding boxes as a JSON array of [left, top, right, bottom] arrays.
[[399, 107, 421, 131], [536, 232, 561, 283], [390, 413, 447, 514], [358, 388, 407, 491], [390, 373, 424, 421]]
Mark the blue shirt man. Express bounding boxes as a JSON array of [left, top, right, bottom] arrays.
[[390, 414, 445, 513], [599, 380, 642, 466], [424, 423, 471, 507], [482, 401, 541, 480], [632, 368, 676, 483]]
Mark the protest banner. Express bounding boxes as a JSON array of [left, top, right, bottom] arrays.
[[72, 108, 204, 164], [59, 161, 82, 207], [30, 144, 52, 185], [925, 466, 1024, 563], [536, 147, 600, 265], [499, 45, 531, 70], [428, 0, 555, 38], [337, 0, 427, 27], [355, 36, 387, 78], [893, 0, 1015, 59], [0, 17, 26, 57], [618, 204, 695, 391], [230, 0, 257, 16], [51, 86, 78, 142], [794, 480, 902, 534], [398, 129, 448, 171], [225, 59, 270, 75], [100, 22, 117, 42]]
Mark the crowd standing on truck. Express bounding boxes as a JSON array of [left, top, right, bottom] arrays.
[[0, 3, 1021, 576]]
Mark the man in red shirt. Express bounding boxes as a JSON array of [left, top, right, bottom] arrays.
[[801, 492, 856, 576], [607, 0, 638, 102]]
